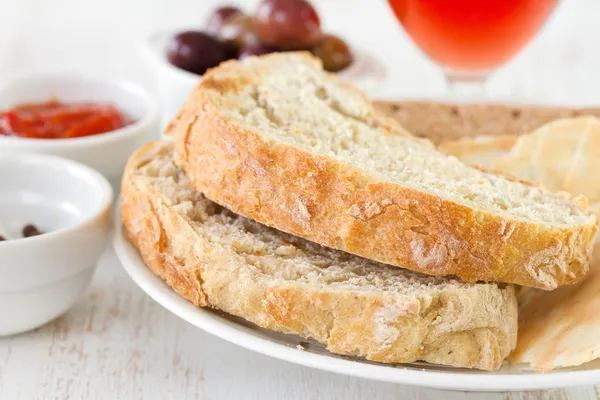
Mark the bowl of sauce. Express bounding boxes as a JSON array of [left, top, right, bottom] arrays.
[[0, 98, 132, 140], [0, 74, 159, 186]]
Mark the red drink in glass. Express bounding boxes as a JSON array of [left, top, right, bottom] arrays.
[[388, 0, 558, 73]]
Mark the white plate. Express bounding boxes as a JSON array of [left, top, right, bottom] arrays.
[[113, 208, 600, 392]]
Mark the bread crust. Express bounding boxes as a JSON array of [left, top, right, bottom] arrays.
[[121, 141, 518, 371], [166, 55, 598, 290]]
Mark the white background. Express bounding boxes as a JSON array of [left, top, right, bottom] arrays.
[[2, 0, 600, 103], [1, 0, 600, 399]]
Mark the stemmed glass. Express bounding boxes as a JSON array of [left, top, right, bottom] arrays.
[[387, 0, 559, 98]]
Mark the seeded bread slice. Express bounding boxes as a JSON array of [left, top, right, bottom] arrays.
[[121, 141, 518, 371], [167, 52, 598, 289], [374, 100, 600, 144]]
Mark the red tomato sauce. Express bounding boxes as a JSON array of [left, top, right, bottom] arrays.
[[0, 99, 132, 139]]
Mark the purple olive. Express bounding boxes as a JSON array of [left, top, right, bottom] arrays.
[[216, 14, 261, 50], [167, 31, 230, 75], [206, 6, 244, 35], [238, 44, 280, 60], [255, 0, 322, 49]]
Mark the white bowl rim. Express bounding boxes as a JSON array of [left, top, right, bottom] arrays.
[[0, 72, 159, 148], [0, 151, 113, 248]]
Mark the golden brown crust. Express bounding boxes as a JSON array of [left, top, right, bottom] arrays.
[[120, 145, 208, 307], [166, 65, 598, 290], [121, 141, 518, 371]]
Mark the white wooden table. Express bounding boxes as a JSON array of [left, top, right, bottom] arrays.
[[2, 240, 600, 400], [2, 0, 600, 398]]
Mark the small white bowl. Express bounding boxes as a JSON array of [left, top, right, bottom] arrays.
[[0, 152, 113, 336], [0, 73, 160, 186], [141, 30, 387, 128]]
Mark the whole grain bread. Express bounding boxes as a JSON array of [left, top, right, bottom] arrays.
[[121, 141, 518, 371], [374, 100, 600, 144], [167, 52, 598, 290]]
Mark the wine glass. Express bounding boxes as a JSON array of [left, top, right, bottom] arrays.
[[387, 0, 559, 98]]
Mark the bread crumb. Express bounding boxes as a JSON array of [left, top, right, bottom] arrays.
[[292, 197, 311, 226], [410, 238, 448, 271]]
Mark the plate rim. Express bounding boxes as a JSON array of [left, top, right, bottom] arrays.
[[113, 208, 600, 392]]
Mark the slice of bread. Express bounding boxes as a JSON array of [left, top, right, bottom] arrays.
[[166, 52, 598, 289], [374, 100, 600, 144], [121, 141, 518, 371]]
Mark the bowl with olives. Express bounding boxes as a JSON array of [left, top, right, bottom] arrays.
[[142, 0, 386, 126]]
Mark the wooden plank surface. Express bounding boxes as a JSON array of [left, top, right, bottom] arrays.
[[1, 245, 599, 400]]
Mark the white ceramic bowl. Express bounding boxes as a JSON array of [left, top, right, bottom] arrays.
[[0, 152, 113, 336], [141, 30, 387, 128], [0, 73, 160, 186]]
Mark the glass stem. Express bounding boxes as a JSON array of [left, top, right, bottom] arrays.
[[443, 69, 490, 101]]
